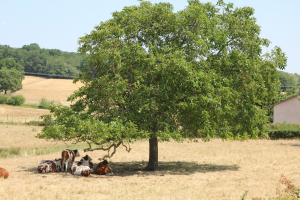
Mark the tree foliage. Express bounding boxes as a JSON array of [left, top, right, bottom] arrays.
[[37, 0, 287, 170], [0, 43, 87, 78], [278, 71, 299, 94], [0, 57, 24, 94]]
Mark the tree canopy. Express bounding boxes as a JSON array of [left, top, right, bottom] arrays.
[[0, 58, 24, 94], [37, 0, 287, 170]]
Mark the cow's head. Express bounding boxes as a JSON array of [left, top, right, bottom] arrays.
[[39, 159, 45, 164], [102, 160, 108, 165], [81, 154, 92, 162], [73, 149, 80, 157]]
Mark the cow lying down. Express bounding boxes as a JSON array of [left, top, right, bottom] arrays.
[[38, 159, 62, 173], [95, 160, 113, 176], [71, 155, 93, 177], [0, 167, 9, 179]]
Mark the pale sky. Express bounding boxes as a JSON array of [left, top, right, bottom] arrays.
[[0, 0, 299, 74]]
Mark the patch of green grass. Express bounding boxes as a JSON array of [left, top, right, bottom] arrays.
[[0, 120, 46, 126], [0, 147, 21, 158], [0, 121, 25, 125], [0, 144, 89, 159], [20, 103, 39, 109]]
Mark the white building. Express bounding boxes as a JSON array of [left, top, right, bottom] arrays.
[[273, 94, 300, 124]]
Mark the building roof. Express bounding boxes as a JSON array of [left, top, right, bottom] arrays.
[[274, 95, 299, 106]]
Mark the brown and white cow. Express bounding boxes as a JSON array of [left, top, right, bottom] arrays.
[[61, 149, 80, 172], [54, 158, 62, 172], [71, 155, 92, 177], [0, 167, 9, 179], [95, 160, 113, 175], [38, 159, 62, 173]]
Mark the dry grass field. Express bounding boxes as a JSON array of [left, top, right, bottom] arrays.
[[0, 75, 83, 123], [0, 105, 50, 123], [13, 75, 83, 106], [0, 125, 74, 150], [1, 125, 300, 200]]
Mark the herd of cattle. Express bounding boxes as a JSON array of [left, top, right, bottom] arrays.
[[0, 149, 113, 179], [37, 149, 113, 177]]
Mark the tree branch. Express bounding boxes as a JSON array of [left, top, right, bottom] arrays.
[[83, 141, 131, 160]]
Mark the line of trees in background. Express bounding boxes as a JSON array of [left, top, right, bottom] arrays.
[[0, 43, 87, 94], [0, 43, 87, 77], [278, 71, 300, 96]]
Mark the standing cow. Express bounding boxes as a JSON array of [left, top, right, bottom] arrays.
[[61, 149, 80, 172]]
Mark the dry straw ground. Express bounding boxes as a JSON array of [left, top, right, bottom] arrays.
[[0, 75, 83, 122], [0, 105, 50, 123], [13, 75, 83, 106], [1, 125, 300, 200]]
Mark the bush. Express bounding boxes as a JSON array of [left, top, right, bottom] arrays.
[[6, 95, 25, 106], [265, 123, 300, 139], [0, 94, 9, 104], [26, 120, 49, 126], [38, 98, 55, 109]]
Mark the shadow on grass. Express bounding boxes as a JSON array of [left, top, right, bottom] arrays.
[[277, 143, 300, 147], [109, 161, 239, 176], [26, 161, 239, 177]]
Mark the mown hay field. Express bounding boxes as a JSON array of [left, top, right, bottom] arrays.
[[1, 125, 300, 200], [0, 105, 50, 123], [0, 75, 83, 123], [13, 75, 84, 106]]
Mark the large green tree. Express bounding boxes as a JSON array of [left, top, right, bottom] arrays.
[[0, 58, 24, 94], [37, 0, 287, 170]]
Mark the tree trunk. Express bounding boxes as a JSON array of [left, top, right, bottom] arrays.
[[147, 137, 158, 171]]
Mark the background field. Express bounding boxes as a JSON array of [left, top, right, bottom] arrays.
[[0, 75, 83, 122], [1, 125, 300, 199], [13, 75, 83, 106], [0, 105, 50, 123]]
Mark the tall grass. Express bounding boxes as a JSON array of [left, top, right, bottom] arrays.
[[0, 147, 21, 158], [0, 145, 88, 159]]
